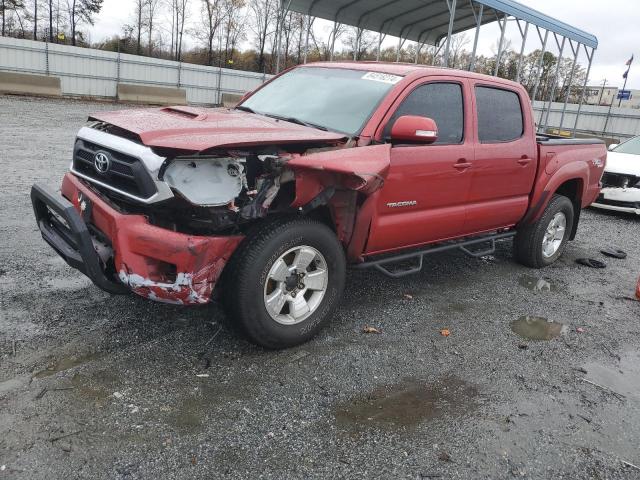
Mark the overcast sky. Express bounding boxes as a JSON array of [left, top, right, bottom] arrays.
[[88, 0, 639, 89]]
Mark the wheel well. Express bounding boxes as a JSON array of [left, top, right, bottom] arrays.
[[554, 178, 583, 240], [306, 205, 335, 231]]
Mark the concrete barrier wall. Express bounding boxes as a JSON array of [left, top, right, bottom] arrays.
[[0, 71, 61, 96], [221, 92, 244, 108], [0, 36, 271, 105], [117, 83, 187, 105]]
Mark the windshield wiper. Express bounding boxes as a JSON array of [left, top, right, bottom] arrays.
[[234, 105, 255, 113], [264, 113, 329, 131]]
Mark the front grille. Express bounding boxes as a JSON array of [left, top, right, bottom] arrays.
[[72, 139, 157, 199], [601, 172, 639, 188]]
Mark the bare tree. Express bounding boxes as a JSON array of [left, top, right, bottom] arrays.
[[198, 0, 222, 65], [47, 0, 52, 40], [248, 0, 277, 72], [220, 0, 245, 64], [324, 22, 345, 60], [345, 26, 375, 60], [145, 0, 160, 55], [130, 0, 144, 54], [2, 0, 27, 37], [65, 0, 103, 46], [32, 0, 38, 38], [168, 0, 188, 60]]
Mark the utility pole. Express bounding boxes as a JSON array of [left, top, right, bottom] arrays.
[[598, 79, 607, 105]]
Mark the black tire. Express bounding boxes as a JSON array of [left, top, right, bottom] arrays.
[[514, 194, 574, 268], [223, 216, 346, 349]]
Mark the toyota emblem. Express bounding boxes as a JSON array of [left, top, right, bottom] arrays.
[[94, 151, 111, 174]]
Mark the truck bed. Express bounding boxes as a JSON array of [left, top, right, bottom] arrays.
[[536, 134, 605, 146]]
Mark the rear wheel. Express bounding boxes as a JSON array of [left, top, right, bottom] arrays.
[[514, 194, 574, 268], [224, 217, 346, 349]]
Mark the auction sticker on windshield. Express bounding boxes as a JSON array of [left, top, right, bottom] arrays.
[[362, 72, 402, 84]]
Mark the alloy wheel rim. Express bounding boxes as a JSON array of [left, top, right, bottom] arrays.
[[263, 245, 329, 325], [541, 212, 567, 258]]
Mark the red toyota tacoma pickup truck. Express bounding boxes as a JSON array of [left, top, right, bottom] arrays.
[[31, 62, 606, 348]]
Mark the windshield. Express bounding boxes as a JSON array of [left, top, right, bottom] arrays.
[[239, 67, 401, 135], [612, 136, 640, 155]]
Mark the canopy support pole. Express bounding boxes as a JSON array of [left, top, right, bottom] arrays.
[[515, 20, 529, 82], [469, 1, 483, 71], [531, 27, 549, 102], [559, 39, 580, 130], [572, 46, 594, 135], [443, 0, 457, 67], [396, 36, 407, 62], [541, 34, 566, 132], [493, 14, 507, 76]]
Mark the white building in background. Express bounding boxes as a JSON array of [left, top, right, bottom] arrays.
[[585, 86, 640, 109]]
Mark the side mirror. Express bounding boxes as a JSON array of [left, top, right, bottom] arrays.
[[608, 143, 619, 151], [390, 115, 438, 144]]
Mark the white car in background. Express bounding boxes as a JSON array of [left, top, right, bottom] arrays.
[[591, 136, 640, 215]]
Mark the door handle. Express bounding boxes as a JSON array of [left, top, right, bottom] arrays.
[[453, 159, 472, 170], [517, 155, 532, 166]]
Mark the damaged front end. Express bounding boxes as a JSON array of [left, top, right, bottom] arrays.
[[592, 172, 640, 215], [32, 111, 391, 305]]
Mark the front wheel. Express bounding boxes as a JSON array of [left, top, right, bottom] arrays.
[[514, 194, 574, 268], [223, 217, 346, 349]]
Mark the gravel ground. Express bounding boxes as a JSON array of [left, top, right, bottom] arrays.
[[1, 95, 640, 480]]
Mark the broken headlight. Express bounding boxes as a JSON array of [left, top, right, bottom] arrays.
[[163, 156, 246, 206]]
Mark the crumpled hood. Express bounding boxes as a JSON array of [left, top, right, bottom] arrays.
[[89, 106, 348, 153], [605, 151, 640, 176]]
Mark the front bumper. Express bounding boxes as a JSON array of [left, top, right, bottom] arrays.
[[31, 173, 243, 304], [591, 187, 640, 215]]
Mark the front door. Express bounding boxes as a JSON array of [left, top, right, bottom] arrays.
[[366, 79, 475, 254]]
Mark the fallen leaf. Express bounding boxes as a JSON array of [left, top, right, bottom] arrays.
[[438, 451, 452, 462], [439, 329, 450, 337], [517, 343, 529, 350], [363, 326, 381, 334]]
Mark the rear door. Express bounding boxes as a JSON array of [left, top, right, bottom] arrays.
[[365, 77, 474, 254], [463, 84, 537, 233]]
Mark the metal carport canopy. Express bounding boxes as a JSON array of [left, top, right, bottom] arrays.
[[287, 0, 598, 49]]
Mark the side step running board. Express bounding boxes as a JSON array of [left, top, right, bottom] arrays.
[[354, 232, 516, 278]]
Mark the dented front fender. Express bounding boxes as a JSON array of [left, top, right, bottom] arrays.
[[287, 144, 392, 206]]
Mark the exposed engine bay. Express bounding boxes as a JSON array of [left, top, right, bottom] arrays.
[[155, 148, 301, 234]]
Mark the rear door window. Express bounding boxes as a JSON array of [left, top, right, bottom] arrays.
[[385, 82, 464, 144], [475, 86, 524, 143]]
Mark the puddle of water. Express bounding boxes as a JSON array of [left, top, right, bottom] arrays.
[[518, 275, 557, 293], [334, 376, 478, 430], [34, 352, 101, 378], [71, 373, 112, 406], [46, 276, 93, 291], [166, 381, 258, 434], [511, 316, 568, 341], [583, 351, 640, 400]]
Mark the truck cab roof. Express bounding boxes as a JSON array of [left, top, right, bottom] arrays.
[[301, 61, 526, 90]]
